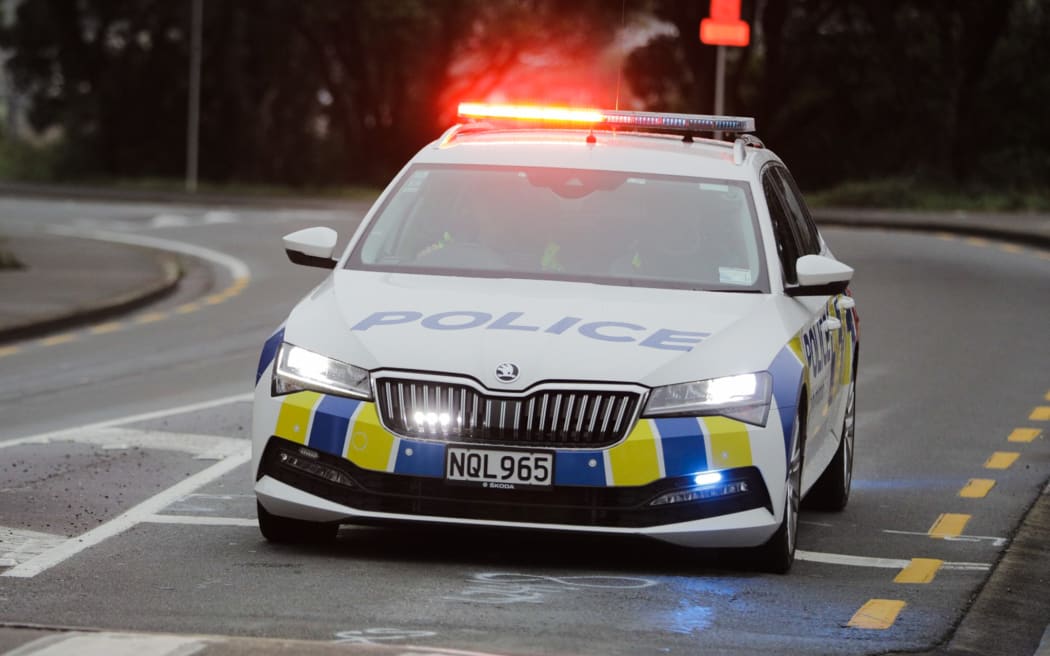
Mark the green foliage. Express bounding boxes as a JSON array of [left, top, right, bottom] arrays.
[[0, 135, 57, 182], [0, 0, 1047, 202], [807, 178, 1050, 212]]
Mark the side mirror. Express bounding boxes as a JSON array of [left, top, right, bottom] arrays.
[[787, 254, 853, 296], [283, 227, 338, 269]]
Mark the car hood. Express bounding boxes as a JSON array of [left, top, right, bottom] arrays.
[[285, 271, 791, 390]]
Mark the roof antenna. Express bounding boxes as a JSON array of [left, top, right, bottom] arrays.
[[614, 0, 626, 111]]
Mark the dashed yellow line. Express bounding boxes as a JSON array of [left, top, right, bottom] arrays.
[[985, 452, 1020, 470], [929, 513, 970, 538], [135, 312, 168, 324], [1029, 407, 1050, 421], [965, 236, 990, 247], [1045, 390, 1050, 402], [175, 303, 202, 315], [894, 558, 943, 584], [959, 479, 996, 499], [39, 333, 77, 346], [848, 599, 906, 629], [90, 322, 123, 335], [998, 243, 1024, 254], [0, 345, 22, 358], [1008, 428, 1041, 443]]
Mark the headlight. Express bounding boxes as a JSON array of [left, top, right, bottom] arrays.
[[272, 343, 372, 400], [644, 372, 772, 426]]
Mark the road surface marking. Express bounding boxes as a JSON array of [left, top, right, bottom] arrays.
[[964, 236, 989, 247], [985, 452, 1020, 469], [998, 243, 1024, 254], [0, 345, 22, 358], [883, 528, 1005, 547], [89, 321, 123, 334], [144, 515, 257, 527], [1008, 428, 1041, 442], [959, 479, 996, 498], [135, 311, 168, 324], [0, 392, 252, 450], [2, 445, 250, 578], [0, 527, 67, 568], [38, 333, 77, 346], [848, 599, 906, 629], [5, 632, 205, 656], [1045, 390, 1050, 402], [175, 302, 202, 314], [894, 558, 943, 584], [1030, 407, 1050, 421], [795, 550, 987, 571], [929, 513, 970, 538]]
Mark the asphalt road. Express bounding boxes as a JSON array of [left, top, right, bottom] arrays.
[[0, 197, 1048, 655]]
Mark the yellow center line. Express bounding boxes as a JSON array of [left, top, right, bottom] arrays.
[[848, 599, 907, 629], [89, 322, 123, 335], [935, 232, 957, 241], [965, 236, 990, 247], [0, 345, 22, 358], [204, 295, 226, 305], [1044, 390, 1050, 402], [1029, 406, 1050, 421], [175, 303, 202, 315], [959, 479, 996, 499], [929, 513, 970, 538], [985, 452, 1020, 470], [1008, 428, 1041, 443], [135, 312, 168, 324], [39, 333, 77, 347], [998, 243, 1024, 254], [894, 558, 943, 584]]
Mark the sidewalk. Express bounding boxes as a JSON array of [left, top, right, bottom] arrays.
[[0, 233, 180, 344]]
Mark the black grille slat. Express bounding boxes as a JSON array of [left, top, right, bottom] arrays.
[[375, 378, 640, 448]]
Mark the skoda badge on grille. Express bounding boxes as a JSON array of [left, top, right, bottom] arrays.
[[495, 362, 520, 383]]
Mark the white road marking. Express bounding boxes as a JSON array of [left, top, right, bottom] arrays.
[[796, 549, 990, 571], [0, 527, 67, 568], [2, 446, 250, 579], [4, 426, 245, 460], [46, 225, 252, 282], [143, 515, 257, 527], [0, 393, 252, 450], [882, 528, 1008, 547], [3, 632, 205, 656]]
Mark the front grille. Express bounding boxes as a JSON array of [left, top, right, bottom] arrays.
[[374, 377, 641, 448]]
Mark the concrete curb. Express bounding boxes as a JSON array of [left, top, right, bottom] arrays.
[[0, 245, 182, 345]]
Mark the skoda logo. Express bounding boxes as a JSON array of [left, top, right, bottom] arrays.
[[495, 362, 520, 383]]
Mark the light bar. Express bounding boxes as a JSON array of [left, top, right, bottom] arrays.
[[457, 102, 755, 134]]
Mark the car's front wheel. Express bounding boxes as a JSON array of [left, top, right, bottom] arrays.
[[257, 502, 338, 544], [806, 376, 855, 511], [756, 409, 803, 574]]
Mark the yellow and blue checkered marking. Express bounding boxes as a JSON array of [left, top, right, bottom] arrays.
[[270, 391, 756, 487]]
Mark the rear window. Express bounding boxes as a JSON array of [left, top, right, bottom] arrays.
[[348, 164, 768, 293]]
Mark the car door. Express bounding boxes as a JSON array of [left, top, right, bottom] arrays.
[[761, 165, 838, 480]]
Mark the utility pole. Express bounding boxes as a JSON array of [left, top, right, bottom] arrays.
[[185, 0, 202, 193]]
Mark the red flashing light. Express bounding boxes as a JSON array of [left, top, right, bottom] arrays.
[[700, 19, 750, 47], [458, 103, 603, 124]]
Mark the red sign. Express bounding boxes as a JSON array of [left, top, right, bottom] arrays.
[[700, 0, 750, 47]]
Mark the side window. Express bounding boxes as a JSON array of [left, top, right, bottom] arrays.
[[762, 169, 801, 284], [774, 167, 821, 255]]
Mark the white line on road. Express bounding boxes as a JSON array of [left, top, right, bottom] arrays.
[[883, 528, 1008, 547], [143, 515, 257, 527], [2, 446, 250, 579], [3, 632, 205, 656], [796, 549, 990, 571], [0, 392, 252, 450], [46, 225, 252, 281]]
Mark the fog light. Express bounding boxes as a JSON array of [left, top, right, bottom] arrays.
[[278, 449, 355, 487], [649, 480, 748, 507]]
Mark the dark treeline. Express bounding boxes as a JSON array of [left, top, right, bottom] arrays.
[[1, 0, 1046, 192]]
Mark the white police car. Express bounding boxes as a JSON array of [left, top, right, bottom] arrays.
[[252, 103, 859, 573]]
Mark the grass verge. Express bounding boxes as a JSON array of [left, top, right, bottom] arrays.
[[806, 178, 1050, 212]]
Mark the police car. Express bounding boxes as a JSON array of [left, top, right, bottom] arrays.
[[252, 103, 859, 573]]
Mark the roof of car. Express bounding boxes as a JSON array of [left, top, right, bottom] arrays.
[[416, 127, 778, 180]]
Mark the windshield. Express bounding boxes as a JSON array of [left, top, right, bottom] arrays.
[[348, 164, 768, 292]]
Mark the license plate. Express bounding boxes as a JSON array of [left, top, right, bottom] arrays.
[[445, 447, 554, 488]]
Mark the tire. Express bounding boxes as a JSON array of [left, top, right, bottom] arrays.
[[806, 376, 856, 511], [257, 502, 338, 544], [757, 409, 803, 574]]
